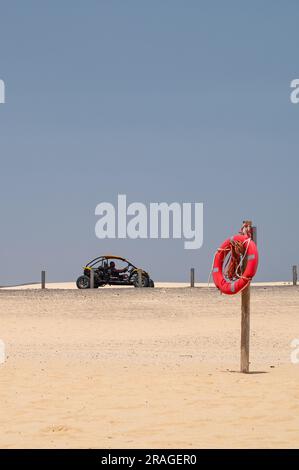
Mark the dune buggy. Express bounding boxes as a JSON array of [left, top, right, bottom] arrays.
[[76, 255, 154, 289]]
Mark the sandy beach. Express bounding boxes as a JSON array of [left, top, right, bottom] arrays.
[[0, 285, 299, 448]]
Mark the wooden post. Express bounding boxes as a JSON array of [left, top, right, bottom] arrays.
[[252, 226, 257, 245], [41, 270, 46, 289], [293, 265, 297, 286], [190, 268, 195, 287], [240, 221, 256, 373], [138, 269, 142, 287], [241, 285, 250, 373], [90, 269, 94, 289]]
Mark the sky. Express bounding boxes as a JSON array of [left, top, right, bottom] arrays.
[[0, 0, 298, 284]]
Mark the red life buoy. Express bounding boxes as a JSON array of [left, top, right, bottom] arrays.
[[212, 234, 259, 295]]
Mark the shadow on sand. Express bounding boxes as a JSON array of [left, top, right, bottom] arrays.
[[224, 369, 269, 374]]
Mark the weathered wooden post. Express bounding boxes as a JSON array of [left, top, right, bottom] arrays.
[[90, 269, 94, 289], [241, 285, 250, 373], [41, 270, 46, 289], [292, 265, 297, 286], [138, 269, 142, 287], [190, 268, 195, 287], [252, 226, 257, 246], [240, 221, 257, 373]]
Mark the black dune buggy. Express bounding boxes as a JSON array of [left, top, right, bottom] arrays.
[[76, 255, 155, 289]]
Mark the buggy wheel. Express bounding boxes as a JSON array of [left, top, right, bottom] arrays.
[[76, 275, 90, 289], [148, 279, 155, 288], [132, 273, 149, 287]]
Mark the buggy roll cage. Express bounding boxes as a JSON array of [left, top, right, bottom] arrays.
[[85, 255, 137, 269]]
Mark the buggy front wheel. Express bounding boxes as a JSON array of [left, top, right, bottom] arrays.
[[76, 275, 90, 289]]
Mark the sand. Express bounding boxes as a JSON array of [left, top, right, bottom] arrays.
[[1, 281, 294, 289], [0, 285, 299, 448]]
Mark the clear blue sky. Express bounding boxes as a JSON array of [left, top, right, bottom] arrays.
[[0, 1, 298, 284]]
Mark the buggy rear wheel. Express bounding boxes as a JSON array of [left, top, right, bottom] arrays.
[[132, 273, 150, 287]]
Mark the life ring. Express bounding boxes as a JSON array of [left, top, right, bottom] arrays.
[[212, 234, 259, 295]]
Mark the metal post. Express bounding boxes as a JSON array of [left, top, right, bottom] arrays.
[[41, 270, 46, 289], [190, 268, 195, 287]]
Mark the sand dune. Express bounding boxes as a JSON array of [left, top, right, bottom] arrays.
[[0, 286, 299, 448]]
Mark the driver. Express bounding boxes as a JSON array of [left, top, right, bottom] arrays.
[[109, 261, 127, 278]]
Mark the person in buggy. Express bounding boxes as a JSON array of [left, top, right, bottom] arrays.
[[108, 261, 128, 280]]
